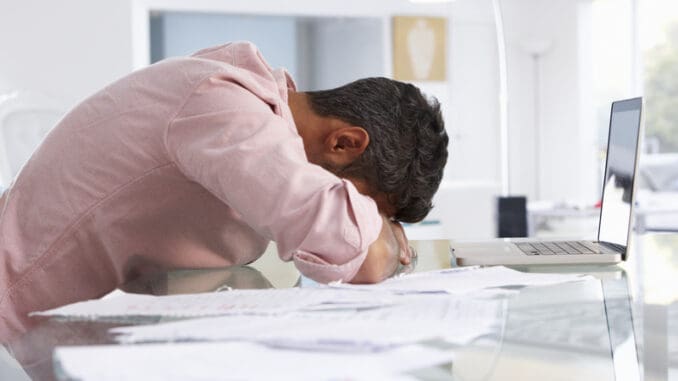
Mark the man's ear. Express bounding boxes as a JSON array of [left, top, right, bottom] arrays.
[[324, 126, 369, 166]]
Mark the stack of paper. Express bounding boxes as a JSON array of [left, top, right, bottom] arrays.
[[330, 265, 592, 294], [46, 265, 592, 380], [53, 341, 455, 381], [110, 294, 507, 349], [32, 287, 394, 320]]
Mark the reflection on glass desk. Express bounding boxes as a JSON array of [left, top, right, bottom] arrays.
[[1, 234, 677, 381]]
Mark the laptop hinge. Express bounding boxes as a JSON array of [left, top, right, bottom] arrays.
[[600, 241, 626, 253]]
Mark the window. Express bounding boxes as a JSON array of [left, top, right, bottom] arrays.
[[641, 0, 678, 154]]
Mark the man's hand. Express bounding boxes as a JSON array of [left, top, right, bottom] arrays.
[[350, 215, 413, 284]]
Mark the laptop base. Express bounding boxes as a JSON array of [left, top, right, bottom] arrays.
[[451, 239, 623, 266]]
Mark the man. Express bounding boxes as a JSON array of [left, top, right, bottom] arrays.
[[0, 42, 448, 341]]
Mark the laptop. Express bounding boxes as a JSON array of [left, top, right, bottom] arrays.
[[452, 97, 643, 266]]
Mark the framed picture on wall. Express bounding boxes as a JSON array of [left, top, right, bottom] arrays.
[[392, 16, 447, 81]]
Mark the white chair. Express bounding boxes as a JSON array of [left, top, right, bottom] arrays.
[[0, 92, 66, 188]]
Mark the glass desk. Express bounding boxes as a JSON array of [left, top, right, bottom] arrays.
[[2, 233, 676, 381]]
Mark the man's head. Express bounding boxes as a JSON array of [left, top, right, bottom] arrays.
[[290, 77, 448, 223]]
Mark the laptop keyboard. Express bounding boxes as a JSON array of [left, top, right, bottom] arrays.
[[517, 241, 616, 255]]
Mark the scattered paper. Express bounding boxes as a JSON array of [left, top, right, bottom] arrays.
[[34, 267, 583, 321], [53, 342, 455, 381], [32, 288, 394, 320], [346, 293, 509, 344], [111, 315, 443, 351], [44, 265, 590, 381], [330, 266, 592, 294], [110, 293, 508, 349]]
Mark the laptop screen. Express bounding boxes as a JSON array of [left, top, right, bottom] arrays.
[[597, 98, 643, 249]]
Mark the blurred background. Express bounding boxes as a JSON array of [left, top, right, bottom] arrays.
[[0, 0, 676, 241]]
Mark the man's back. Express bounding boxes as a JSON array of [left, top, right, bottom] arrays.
[[0, 42, 382, 341]]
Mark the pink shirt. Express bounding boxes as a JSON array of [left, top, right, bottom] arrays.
[[0, 42, 382, 341]]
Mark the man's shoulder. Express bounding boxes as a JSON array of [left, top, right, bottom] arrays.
[[189, 41, 259, 66], [182, 42, 291, 114]]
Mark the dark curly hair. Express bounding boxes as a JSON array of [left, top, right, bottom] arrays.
[[306, 77, 448, 223]]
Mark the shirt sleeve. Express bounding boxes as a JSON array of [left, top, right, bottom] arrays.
[[165, 76, 382, 283]]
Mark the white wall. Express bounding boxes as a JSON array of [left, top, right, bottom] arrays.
[[502, 0, 598, 205], [0, 0, 135, 109], [446, 0, 501, 185]]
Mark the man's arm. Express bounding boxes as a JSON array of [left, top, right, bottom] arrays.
[[350, 215, 412, 284], [167, 80, 384, 283]]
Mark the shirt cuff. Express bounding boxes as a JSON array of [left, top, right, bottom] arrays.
[[292, 249, 368, 284]]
